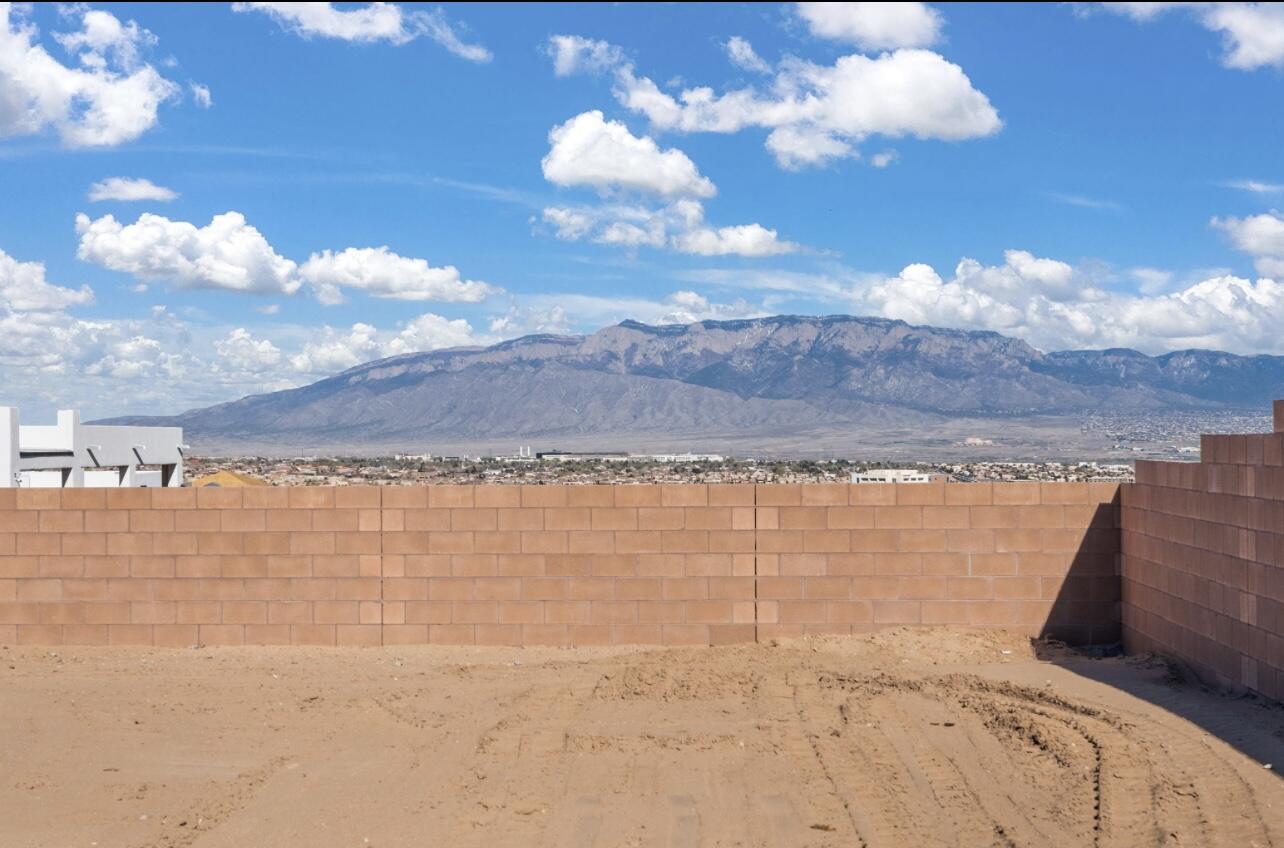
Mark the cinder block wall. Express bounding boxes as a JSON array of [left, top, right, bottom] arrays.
[[0, 482, 1120, 647], [1125, 425, 1284, 699]]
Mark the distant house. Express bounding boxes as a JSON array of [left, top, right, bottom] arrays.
[[1, 407, 185, 488], [190, 470, 267, 488]]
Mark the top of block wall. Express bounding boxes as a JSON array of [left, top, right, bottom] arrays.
[[1276, 399, 1284, 433], [0, 481, 1121, 510]]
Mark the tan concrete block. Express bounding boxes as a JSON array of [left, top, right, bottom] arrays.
[[756, 485, 801, 506], [543, 508, 590, 531], [614, 486, 662, 507], [992, 483, 1041, 505], [197, 532, 242, 556], [312, 601, 359, 624], [874, 507, 922, 529], [872, 552, 922, 574], [175, 510, 221, 532], [921, 601, 970, 625], [779, 507, 826, 530], [946, 529, 995, 553], [221, 601, 267, 624], [84, 510, 129, 533], [708, 484, 755, 506], [333, 486, 381, 509], [63, 624, 110, 645], [662, 625, 709, 646], [828, 600, 874, 624], [637, 601, 686, 624], [944, 483, 993, 506], [971, 553, 1018, 575], [152, 534, 198, 556], [804, 576, 851, 599], [613, 531, 662, 554], [39, 555, 84, 577], [290, 532, 336, 556], [267, 555, 311, 578], [897, 576, 947, 600], [873, 600, 921, 624], [39, 511, 83, 533], [520, 486, 567, 508], [291, 624, 336, 646], [993, 577, 1042, 600], [849, 485, 896, 506], [17, 533, 59, 556], [897, 530, 948, 553], [968, 601, 1021, 627], [895, 482, 945, 505], [176, 601, 221, 624], [266, 510, 312, 532], [217, 510, 264, 532], [287, 488, 334, 509], [830, 505, 880, 528], [922, 552, 970, 576], [521, 530, 567, 554], [383, 624, 428, 644], [16, 490, 59, 511], [757, 576, 804, 599], [591, 508, 637, 531], [565, 486, 614, 508], [199, 624, 246, 645], [319, 509, 360, 532], [241, 488, 290, 509], [757, 530, 803, 553], [947, 576, 994, 600], [1041, 482, 1089, 504], [108, 624, 154, 645], [335, 624, 381, 646], [800, 484, 849, 506], [564, 531, 611, 555]]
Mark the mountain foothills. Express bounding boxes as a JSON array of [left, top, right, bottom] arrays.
[[108, 316, 1284, 451]]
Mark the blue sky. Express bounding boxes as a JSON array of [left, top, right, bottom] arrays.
[[3, 1, 1284, 418]]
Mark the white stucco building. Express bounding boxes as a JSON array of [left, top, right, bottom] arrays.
[[851, 469, 935, 484], [1, 407, 185, 488]]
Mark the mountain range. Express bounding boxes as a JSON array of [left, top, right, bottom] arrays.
[[105, 315, 1284, 455]]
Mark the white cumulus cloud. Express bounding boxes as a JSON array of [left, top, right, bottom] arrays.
[[75, 210, 498, 305], [541, 199, 799, 258], [299, 246, 497, 305], [551, 33, 1000, 171], [794, 2, 943, 50], [0, 247, 95, 312], [287, 313, 482, 375], [724, 36, 771, 73], [0, 4, 180, 147], [858, 248, 1284, 354], [542, 110, 716, 199], [75, 211, 302, 296], [214, 327, 283, 373], [1091, 2, 1284, 70], [189, 81, 212, 108], [673, 223, 798, 257], [87, 176, 179, 202], [1212, 211, 1284, 276], [547, 34, 623, 76], [234, 2, 491, 61]]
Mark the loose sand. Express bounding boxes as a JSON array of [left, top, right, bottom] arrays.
[[2, 628, 1281, 847]]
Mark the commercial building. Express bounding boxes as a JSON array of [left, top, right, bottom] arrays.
[[0, 407, 185, 488], [851, 469, 935, 484]]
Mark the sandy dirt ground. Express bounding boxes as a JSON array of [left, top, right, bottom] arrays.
[[2, 628, 1282, 848]]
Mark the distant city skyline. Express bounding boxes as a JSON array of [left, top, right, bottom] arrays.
[[4, 2, 1284, 418]]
